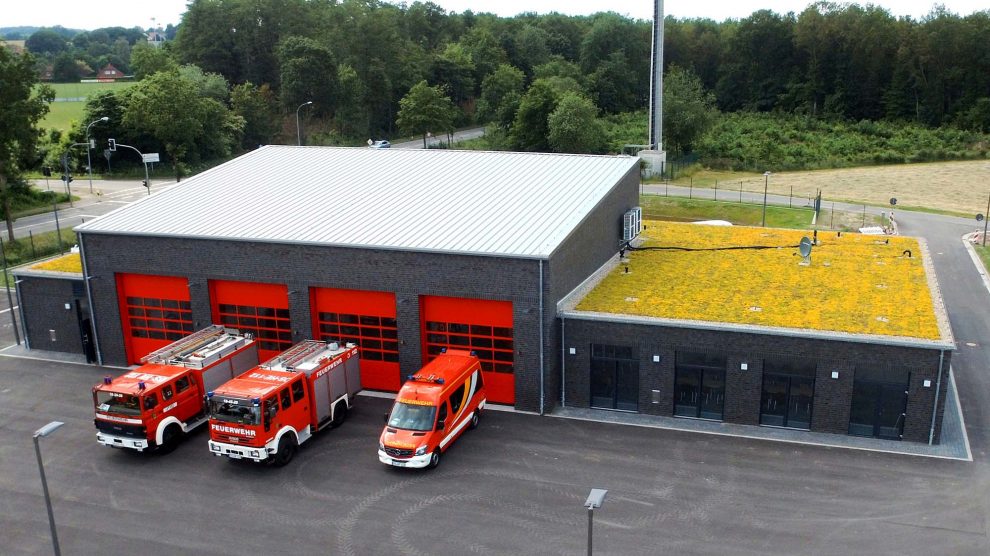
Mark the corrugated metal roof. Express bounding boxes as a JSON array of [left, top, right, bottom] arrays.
[[76, 146, 639, 259]]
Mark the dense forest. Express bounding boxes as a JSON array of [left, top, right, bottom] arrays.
[[10, 1, 990, 171]]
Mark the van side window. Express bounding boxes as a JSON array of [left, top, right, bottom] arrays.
[[291, 379, 305, 402], [175, 376, 190, 393], [280, 388, 291, 410], [436, 402, 448, 431], [449, 384, 466, 414], [162, 385, 174, 401]]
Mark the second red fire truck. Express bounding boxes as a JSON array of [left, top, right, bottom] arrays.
[[207, 340, 361, 466], [93, 325, 259, 453]]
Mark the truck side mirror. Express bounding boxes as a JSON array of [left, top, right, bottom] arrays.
[[383, 412, 390, 424], [436, 419, 446, 431]]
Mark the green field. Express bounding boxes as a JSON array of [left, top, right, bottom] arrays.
[[38, 81, 135, 132]]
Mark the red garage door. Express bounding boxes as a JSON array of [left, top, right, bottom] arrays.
[[116, 273, 193, 365], [421, 295, 514, 405], [209, 280, 291, 362], [310, 287, 399, 391]]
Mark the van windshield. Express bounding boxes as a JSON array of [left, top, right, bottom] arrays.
[[388, 402, 437, 432]]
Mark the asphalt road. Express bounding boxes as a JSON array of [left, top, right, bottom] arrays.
[[0, 357, 985, 555], [2, 180, 990, 554]]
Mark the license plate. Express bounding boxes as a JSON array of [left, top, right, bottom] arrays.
[[226, 451, 242, 459], [390, 459, 406, 467]]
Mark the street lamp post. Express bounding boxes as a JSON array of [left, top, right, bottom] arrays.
[[761, 171, 772, 227], [34, 421, 64, 556], [85, 117, 109, 193], [296, 101, 313, 146], [584, 488, 608, 556]]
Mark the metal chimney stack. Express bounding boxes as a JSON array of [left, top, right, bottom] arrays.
[[649, 0, 664, 151]]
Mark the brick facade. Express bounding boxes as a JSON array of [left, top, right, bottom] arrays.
[[559, 316, 951, 443], [13, 273, 89, 355]]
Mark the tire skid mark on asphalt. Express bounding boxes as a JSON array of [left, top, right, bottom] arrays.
[[390, 493, 549, 556], [336, 473, 432, 556]]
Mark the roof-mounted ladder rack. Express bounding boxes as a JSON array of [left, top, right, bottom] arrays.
[[261, 340, 330, 370], [140, 324, 229, 364]]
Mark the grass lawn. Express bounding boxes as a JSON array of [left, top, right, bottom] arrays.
[[658, 160, 990, 216], [41, 101, 85, 132], [577, 221, 940, 339], [975, 244, 990, 271], [639, 195, 881, 231], [43, 81, 135, 99]]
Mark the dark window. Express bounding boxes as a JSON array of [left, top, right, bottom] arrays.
[[436, 402, 448, 430], [450, 384, 466, 414], [123, 294, 193, 342], [162, 385, 174, 401], [143, 394, 158, 410], [760, 358, 816, 429], [280, 388, 291, 410], [315, 307, 398, 365], [673, 351, 725, 420], [214, 301, 291, 353], [424, 320, 513, 375], [176, 376, 190, 393], [590, 343, 639, 411], [291, 380, 305, 402], [848, 369, 909, 440]]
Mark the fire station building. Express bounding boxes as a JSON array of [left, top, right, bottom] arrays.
[[16, 146, 954, 445], [69, 146, 641, 412]]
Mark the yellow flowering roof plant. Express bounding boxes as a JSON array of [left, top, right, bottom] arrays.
[[30, 253, 83, 274], [576, 221, 942, 340]]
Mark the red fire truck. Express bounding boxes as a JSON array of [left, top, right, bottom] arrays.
[[93, 325, 259, 453], [207, 340, 361, 466]]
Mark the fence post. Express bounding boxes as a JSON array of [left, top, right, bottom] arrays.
[[831, 202, 835, 229], [739, 181, 743, 203], [29, 230, 35, 260], [789, 185, 793, 208], [714, 180, 718, 202], [689, 178, 693, 199]]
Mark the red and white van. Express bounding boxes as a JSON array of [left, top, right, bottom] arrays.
[[378, 349, 486, 469]]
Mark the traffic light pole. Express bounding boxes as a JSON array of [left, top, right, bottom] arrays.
[[108, 140, 153, 195]]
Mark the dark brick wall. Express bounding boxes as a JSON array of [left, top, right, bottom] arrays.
[[15, 274, 87, 354], [561, 317, 951, 444], [545, 165, 641, 410], [79, 234, 549, 411]]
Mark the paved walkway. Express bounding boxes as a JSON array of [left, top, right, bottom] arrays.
[[552, 368, 971, 461]]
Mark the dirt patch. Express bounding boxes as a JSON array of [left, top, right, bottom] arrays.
[[687, 160, 990, 215]]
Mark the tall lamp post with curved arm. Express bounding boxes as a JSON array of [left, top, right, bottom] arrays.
[[85, 117, 109, 193], [296, 101, 313, 146]]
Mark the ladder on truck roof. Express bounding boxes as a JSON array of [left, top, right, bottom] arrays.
[[140, 325, 236, 364], [261, 340, 342, 371]]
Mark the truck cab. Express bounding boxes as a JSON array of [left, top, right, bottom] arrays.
[[208, 340, 360, 466], [379, 349, 486, 469], [93, 326, 258, 452]]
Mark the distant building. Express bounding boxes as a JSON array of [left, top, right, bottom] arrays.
[[40, 64, 53, 81], [97, 63, 123, 81], [146, 30, 166, 48]]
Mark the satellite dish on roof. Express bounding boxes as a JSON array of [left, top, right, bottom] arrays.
[[798, 236, 813, 265]]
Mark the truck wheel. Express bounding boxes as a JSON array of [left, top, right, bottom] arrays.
[[331, 401, 348, 428], [428, 449, 441, 469], [469, 410, 480, 430], [273, 435, 297, 467], [158, 425, 182, 454]]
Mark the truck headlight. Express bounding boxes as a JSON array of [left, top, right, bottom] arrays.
[[379, 441, 385, 452], [250, 450, 260, 458], [211, 444, 221, 452], [415, 445, 427, 456]]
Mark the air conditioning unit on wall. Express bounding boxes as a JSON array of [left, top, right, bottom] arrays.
[[622, 206, 642, 242]]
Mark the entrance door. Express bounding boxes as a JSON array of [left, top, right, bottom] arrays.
[[760, 375, 814, 429], [589, 344, 639, 411], [849, 381, 908, 440], [310, 287, 399, 391], [673, 351, 726, 420], [116, 273, 193, 364], [209, 280, 291, 362], [420, 295, 514, 405]]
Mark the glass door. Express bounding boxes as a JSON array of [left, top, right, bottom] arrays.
[[673, 369, 701, 417], [848, 380, 907, 439], [673, 351, 726, 420], [876, 384, 907, 440], [589, 344, 639, 411], [760, 374, 814, 429]]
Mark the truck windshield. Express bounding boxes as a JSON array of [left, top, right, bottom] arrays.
[[209, 398, 259, 425], [95, 391, 142, 416], [388, 402, 437, 432]]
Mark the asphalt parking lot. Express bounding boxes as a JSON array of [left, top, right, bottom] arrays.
[[1, 354, 986, 555]]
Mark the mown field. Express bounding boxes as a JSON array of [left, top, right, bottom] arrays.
[[665, 159, 990, 216], [38, 81, 134, 132]]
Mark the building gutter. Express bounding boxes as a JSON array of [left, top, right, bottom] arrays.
[[561, 316, 566, 407], [929, 349, 945, 445]]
